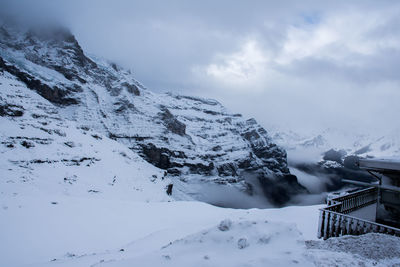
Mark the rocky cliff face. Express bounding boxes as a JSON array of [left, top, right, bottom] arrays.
[[0, 23, 306, 206]]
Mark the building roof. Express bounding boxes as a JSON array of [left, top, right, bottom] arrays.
[[358, 159, 400, 178]]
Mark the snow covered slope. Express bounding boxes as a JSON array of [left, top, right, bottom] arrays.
[[0, 72, 171, 202], [0, 23, 305, 206]]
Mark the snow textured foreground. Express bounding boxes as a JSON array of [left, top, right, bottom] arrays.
[[1, 195, 400, 267]]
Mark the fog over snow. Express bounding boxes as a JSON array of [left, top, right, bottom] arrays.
[[2, 0, 399, 136]]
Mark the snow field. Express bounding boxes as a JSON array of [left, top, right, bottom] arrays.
[[0, 195, 322, 267]]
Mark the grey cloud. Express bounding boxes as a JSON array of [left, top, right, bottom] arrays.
[[1, 0, 400, 136]]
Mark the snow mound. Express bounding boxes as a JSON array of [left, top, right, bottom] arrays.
[[109, 219, 308, 267]]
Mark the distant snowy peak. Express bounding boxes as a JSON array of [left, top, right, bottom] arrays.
[[0, 22, 306, 206], [272, 128, 400, 161]]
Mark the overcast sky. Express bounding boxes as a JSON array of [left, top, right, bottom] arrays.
[[2, 0, 400, 136]]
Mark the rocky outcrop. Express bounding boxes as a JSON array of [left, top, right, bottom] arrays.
[[0, 103, 24, 117], [141, 143, 173, 169], [323, 149, 347, 164], [159, 107, 186, 136], [240, 119, 289, 173], [0, 57, 79, 105], [259, 173, 307, 205]]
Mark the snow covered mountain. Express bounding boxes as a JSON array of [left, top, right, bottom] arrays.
[[273, 128, 400, 161], [271, 128, 400, 194], [0, 22, 305, 207]]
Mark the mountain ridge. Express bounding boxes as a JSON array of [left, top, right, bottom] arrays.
[[0, 22, 306, 206]]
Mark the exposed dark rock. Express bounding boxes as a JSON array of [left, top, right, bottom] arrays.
[[174, 95, 219, 106], [323, 149, 347, 164], [240, 120, 289, 172], [108, 133, 151, 141], [242, 129, 261, 143], [91, 134, 102, 140], [184, 162, 214, 176], [167, 168, 181, 176], [21, 140, 34, 148], [60, 157, 100, 166], [0, 104, 24, 117], [217, 163, 237, 177], [141, 143, 172, 169], [109, 86, 122, 97], [110, 63, 120, 72], [172, 150, 187, 159], [122, 82, 140, 96], [252, 144, 289, 173], [159, 107, 186, 136], [51, 65, 86, 83], [30, 159, 54, 164], [258, 173, 307, 206], [88, 189, 100, 193], [203, 110, 221, 115], [10, 136, 53, 145], [237, 158, 253, 170], [166, 184, 173, 195], [212, 145, 222, 152], [37, 127, 65, 137], [5, 143, 14, 148], [0, 57, 78, 105], [64, 142, 75, 148], [113, 99, 136, 113]]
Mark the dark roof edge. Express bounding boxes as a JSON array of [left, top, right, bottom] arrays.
[[359, 159, 400, 173]]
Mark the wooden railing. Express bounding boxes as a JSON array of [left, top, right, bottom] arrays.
[[327, 187, 378, 213], [318, 187, 400, 239]]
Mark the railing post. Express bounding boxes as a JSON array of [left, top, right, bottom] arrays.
[[355, 220, 361, 235], [361, 221, 366, 235], [348, 218, 353, 235], [330, 213, 336, 238], [341, 216, 347, 236], [317, 210, 325, 239], [323, 211, 330, 240]]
